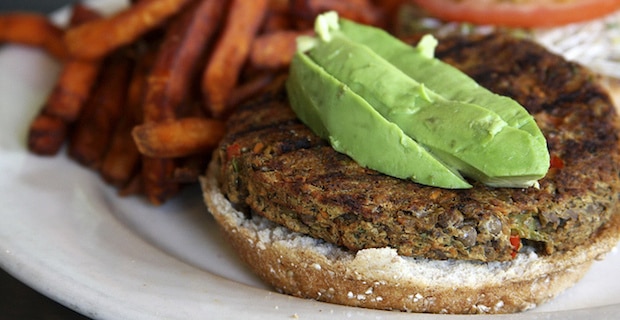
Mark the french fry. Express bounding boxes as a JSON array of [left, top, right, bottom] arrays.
[[27, 114, 67, 155], [99, 81, 143, 186], [26, 4, 103, 155], [261, 11, 293, 33], [262, 0, 292, 32], [288, 0, 314, 29], [173, 153, 209, 182], [43, 59, 102, 122], [133, 117, 225, 158], [290, 0, 383, 29], [68, 3, 103, 26], [100, 113, 141, 187], [64, 0, 192, 60], [142, 157, 178, 205], [268, 0, 289, 13], [202, 0, 269, 118], [101, 116, 139, 184], [370, 0, 405, 32], [100, 44, 155, 187], [315, 0, 383, 25], [143, 0, 226, 121], [227, 72, 276, 108], [371, 0, 404, 15], [118, 172, 144, 197], [69, 53, 132, 168], [0, 13, 67, 60], [40, 5, 102, 123], [141, 0, 226, 204], [249, 30, 311, 70]]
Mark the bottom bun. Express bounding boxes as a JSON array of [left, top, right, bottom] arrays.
[[201, 158, 620, 314]]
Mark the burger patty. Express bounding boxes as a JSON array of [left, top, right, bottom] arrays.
[[216, 33, 620, 262]]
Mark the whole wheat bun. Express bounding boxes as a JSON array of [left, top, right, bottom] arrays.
[[201, 156, 620, 314]]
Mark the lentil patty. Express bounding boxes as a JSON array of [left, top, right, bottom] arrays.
[[216, 33, 620, 262]]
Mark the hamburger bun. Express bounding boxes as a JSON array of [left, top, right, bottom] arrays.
[[201, 159, 620, 314]]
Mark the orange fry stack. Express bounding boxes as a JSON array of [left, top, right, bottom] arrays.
[[140, 0, 226, 204], [3, 0, 407, 204], [68, 52, 133, 168]]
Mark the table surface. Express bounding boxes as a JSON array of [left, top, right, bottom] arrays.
[[0, 2, 90, 319], [0, 0, 77, 13]]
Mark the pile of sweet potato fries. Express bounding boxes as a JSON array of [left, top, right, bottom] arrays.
[[0, 0, 405, 204]]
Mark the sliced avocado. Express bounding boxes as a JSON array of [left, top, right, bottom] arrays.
[[286, 12, 549, 188], [305, 32, 549, 187], [287, 52, 472, 189], [338, 19, 547, 148]]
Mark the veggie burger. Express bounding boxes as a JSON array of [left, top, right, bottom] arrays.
[[201, 3, 620, 315]]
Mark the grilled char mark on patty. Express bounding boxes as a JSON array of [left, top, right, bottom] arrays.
[[218, 33, 620, 262]]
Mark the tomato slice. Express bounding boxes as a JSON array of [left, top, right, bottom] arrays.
[[411, 0, 620, 28]]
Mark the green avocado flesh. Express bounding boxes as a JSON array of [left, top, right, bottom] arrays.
[[338, 20, 547, 147], [286, 12, 549, 189], [287, 53, 471, 188]]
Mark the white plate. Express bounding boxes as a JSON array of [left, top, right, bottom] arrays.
[[1, 1, 620, 319]]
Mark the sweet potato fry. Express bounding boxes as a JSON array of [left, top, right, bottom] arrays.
[[44, 59, 102, 122], [249, 30, 311, 70], [100, 86, 143, 187], [27, 113, 67, 155], [143, 0, 225, 121], [142, 157, 178, 205], [0, 13, 67, 60], [320, 0, 381, 22], [371, 0, 403, 15], [100, 114, 141, 187], [100, 116, 139, 185], [100, 46, 154, 187], [172, 153, 208, 182], [119, 172, 144, 196], [69, 53, 132, 168], [370, 0, 404, 32], [132, 117, 225, 158], [290, 0, 383, 29], [261, 11, 293, 33], [262, 0, 292, 32], [26, 4, 103, 156], [64, 0, 192, 60], [227, 72, 275, 108], [202, 0, 269, 118], [268, 0, 289, 13], [68, 3, 103, 26], [41, 6, 103, 122]]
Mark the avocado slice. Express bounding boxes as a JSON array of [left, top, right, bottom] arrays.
[[287, 52, 472, 189], [286, 12, 549, 188], [305, 21, 548, 187], [338, 19, 547, 148]]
